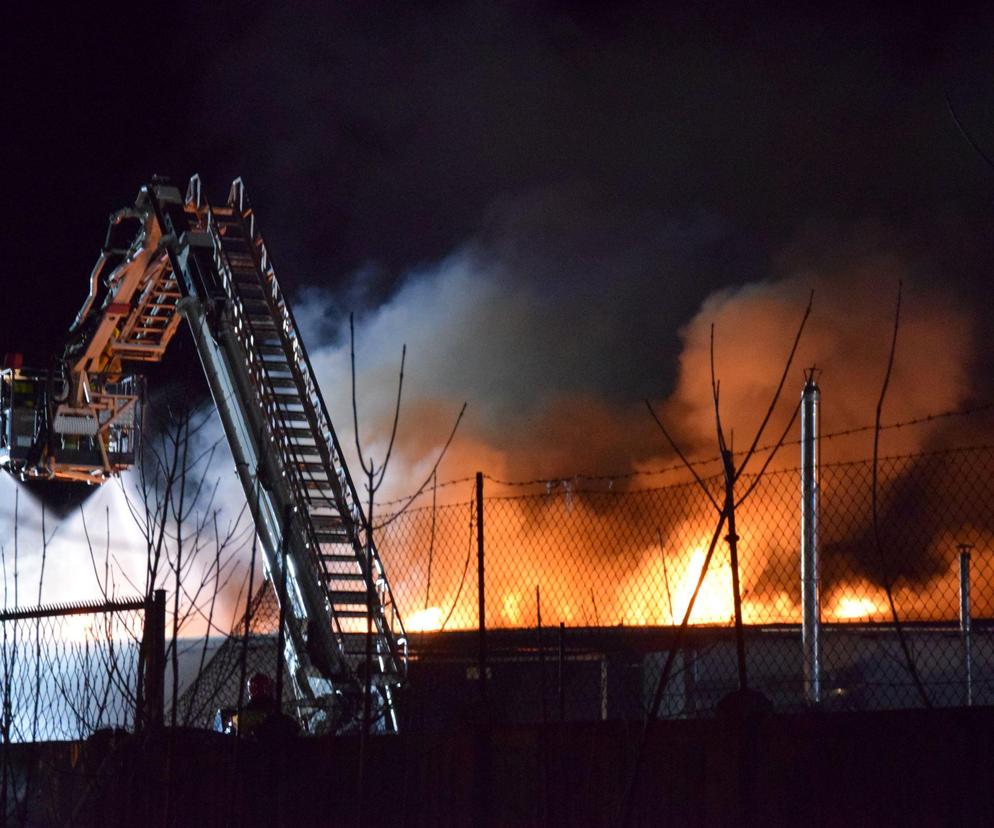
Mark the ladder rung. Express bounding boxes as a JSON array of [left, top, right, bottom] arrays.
[[329, 590, 369, 605], [288, 452, 322, 466], [306, 497, 340, 512], [283, 428, 316, 449], [235, 286, 265, 300], [242, 299, 269, 313], [229, 266, 260, 280], [254, 333, 284, 346], [318, 553, 357, 564], [267, 377, 297, 388], [269, 386, 300, 397], [284, 428, 321, 444], [335, 609, 372, 619], [293, 455, 324, 467], [274, 403, 306, 416]]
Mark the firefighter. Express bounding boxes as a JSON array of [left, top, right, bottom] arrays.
[[235, 672, 299, 740]]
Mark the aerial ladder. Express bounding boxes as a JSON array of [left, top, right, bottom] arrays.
[[0, 176, 407, 732]]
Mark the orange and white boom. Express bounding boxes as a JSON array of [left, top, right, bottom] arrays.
[[0, 177, 407, 733]]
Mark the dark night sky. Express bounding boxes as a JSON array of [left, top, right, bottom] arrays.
[[4, 1, 994, 474]]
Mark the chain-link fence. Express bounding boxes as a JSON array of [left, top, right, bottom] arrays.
[[375, 443, 994, 721], [177, 580, 293, 730], [184, 443, 994, 729], [0, 596, 159, 742]]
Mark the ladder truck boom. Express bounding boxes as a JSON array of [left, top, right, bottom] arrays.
[[0, 176, 407, 732]]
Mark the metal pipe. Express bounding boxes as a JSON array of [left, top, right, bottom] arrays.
[[682, 646, 697, 716], [959, 544, 973, 706], [801, 372, 821, 704], [537, 586, 547, 725], [477, 472, 487, 704]]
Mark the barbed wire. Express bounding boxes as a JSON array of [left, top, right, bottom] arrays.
[[374, 442, 994, 515], [485, 402, 994, 490], [374, 402, 994, 507]]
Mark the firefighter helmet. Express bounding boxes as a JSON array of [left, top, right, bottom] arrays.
[[248, 672, 275, 701]]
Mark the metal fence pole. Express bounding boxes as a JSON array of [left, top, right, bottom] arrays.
[[682, 646, 697, 716], [537, 586, 547, 725], [959, 544, 973, 707], [801, 372, 822, 704], [476, 472, 487, 705], [143, 589, 166, 730]]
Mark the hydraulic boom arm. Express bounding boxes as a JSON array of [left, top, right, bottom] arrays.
[[0, 177, 407, 732]]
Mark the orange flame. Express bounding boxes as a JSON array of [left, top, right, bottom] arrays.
[[672, 545, 735, 625], [405, 606, 444, 632], [831, 595, 883, 621]]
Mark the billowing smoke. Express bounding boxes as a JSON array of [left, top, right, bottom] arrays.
[[1, 208, 988, 634], [665, 229, 976, 461], [295, 215, 990, 626], [0, 474, 150, 607], [302, 212, 981, 496]]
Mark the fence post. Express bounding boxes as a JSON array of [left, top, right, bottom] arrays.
[[537, 586, 547, 725], [682, 645, 697, 716], [142, 589, 166, 730], [959, 544, 973, 707], [801, 372, 822, 705], [476, 472, 487, 705], [474, 472, 491, 827]]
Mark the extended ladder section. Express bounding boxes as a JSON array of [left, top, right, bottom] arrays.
[[173, 178, 407, 731], [1, 176, 407, 732]]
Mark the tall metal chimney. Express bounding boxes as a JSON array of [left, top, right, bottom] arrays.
[[801, 371, 821, 704]]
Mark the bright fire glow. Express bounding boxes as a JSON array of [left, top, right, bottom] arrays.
[[405, 605, 444, 632], [502, 592, 522, 624], [671, 545, 735, 625], [831, 595, 882, 620], [59, 614, 113, 642]]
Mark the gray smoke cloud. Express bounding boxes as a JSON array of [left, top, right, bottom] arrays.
[[298, 208, 984, 502], [0, 217, 986, 638]]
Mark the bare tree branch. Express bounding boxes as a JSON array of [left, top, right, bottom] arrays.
[[374, 402, 468, 530], [870, 281, 931, 708], [734, 289, 813, 480], [643, 400, 720, 512]]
